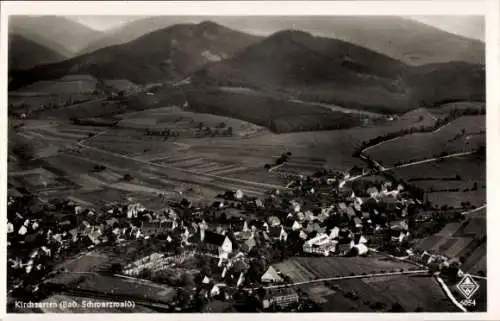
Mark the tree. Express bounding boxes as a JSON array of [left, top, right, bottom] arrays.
[[264, 164, 271, 170], [109, 263, 122, 274], [226, 126, 233, 136], [472, 182, 479, 191], [123, 173, 133, 181], [388, 302, 405, 312], [12, 140, 36, 161]]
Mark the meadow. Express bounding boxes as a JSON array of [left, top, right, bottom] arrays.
[[366, 115, 485, 167], [387, 155, 485, 208]]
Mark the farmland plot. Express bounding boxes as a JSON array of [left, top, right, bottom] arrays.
[[366, 116, 485, 166], [413, 208, 486, 273], [316, 275, 457, 312], [53, 273, 176, 304], [274, 255, 418, 282], [388, 155, 485, 208], [430, 102, 485, 117], [240, 108, 436, 171]]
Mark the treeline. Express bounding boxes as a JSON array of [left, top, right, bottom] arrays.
[[408, 175, 462, 182], [70, 117, 118, 127], [145, 128, 180, 138], [352, 107, 485, 157]]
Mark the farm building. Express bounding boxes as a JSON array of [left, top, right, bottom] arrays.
[[261, 266, 284, 283], [267, 226, 288, 241], [303, 233, 337, 256], [200, 230, 233, 258], [262, 288, 299, 309], [140, 221, 171, 237]]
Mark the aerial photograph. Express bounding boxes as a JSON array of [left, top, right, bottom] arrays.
[[6, 14, 486, 313]]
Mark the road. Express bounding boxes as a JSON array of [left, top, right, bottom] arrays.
[[248, 269, 429, 290], [361, 115, 453, 154], [383, 151, 476, 171], [435, 276, 467, 312], [461, 204, 486, 215]]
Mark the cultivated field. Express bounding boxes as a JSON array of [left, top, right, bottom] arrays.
[[413, 207, 486, 274], [366, 115, 485, 167], [315, 275, 458, 312], [273, 255, 419, 283], [388, 155, 486, 208]]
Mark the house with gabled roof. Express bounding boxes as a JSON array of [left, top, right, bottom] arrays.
[[201, 230, 233, 258], [303, 233, 336, 256], [346, 206, 357, 218], [261, 287, 299, 309], [261, 266, 284, 283], [367, 186, 379, 198], [267, 226, 288, 242]]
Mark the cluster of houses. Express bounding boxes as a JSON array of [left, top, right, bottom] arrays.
[[7, 167, 421, 311]]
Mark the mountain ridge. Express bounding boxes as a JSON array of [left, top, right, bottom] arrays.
[[9, 16, 103, 56], [8, 34, 67, 70], [8, 21, 262, 90], [77, 16, 484, 65]]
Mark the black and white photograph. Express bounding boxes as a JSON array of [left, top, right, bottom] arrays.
[[3, 0, 496, 317]]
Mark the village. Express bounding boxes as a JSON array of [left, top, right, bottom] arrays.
[[7, 162, 473, 312]]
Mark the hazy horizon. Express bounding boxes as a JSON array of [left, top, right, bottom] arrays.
[[67, 15, 485, 41]]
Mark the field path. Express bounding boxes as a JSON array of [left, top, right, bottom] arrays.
[[461, 204, 486, 215], [361, 115, 454, 154], [382, 151, 476, 171]]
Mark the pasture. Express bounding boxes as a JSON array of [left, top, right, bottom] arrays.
[[366, 115, 485, 167]]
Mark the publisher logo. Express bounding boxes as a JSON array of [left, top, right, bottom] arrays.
[[457, 274, 479, 300]]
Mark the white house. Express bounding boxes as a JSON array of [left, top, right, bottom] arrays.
[[292, 221, 303, 231], [7, 222, 14, 234], [303, 233, 337, 256], [329, 226, 340, 239], [201, 230, 233, 258], [237, 272, 245, 287], [18, 225, 28, 235], [261, 266, 284, 283]]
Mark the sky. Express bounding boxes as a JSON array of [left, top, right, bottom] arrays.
[[68, 15, 485, 41]]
